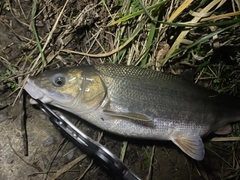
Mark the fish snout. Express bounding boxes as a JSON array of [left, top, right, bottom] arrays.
[[24, 79, 52, 104]]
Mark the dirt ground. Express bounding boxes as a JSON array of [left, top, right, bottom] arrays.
[[1, 1, 240, 180]]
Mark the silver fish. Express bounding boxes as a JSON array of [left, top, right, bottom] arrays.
[[24, 64, 240, 160]]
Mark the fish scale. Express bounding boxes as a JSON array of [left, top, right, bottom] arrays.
[[95, 65, 209, 122], [24, 64, 240, 161]]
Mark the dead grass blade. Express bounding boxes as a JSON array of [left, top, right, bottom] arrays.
[[211, 137, 240, 141], [164, 0, 223, 63], [49, 132, 103, 180], [145, 145, 155, 180], [48, 154, 87, 180], [201, 11, 240, 22], [61, 22, 143, 58], [167, 0, 193, 22], [29, 0, 70, 73]]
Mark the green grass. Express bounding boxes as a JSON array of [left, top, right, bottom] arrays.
[[0, 69, 18, 90]]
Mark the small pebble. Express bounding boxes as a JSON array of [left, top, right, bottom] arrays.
[[0, 113, 7, 123], [39, 114, 47, 120], [42, 136, 55, 147], [41, 154, 49, 168], [5, 153, 14, 164], [15, 132, 21, 137], [67, 149, 75, 161], [27, 133, 35, 142]]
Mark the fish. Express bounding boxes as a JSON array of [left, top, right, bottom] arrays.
[[24, 64, 240, 161]]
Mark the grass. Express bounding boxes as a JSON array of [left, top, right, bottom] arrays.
[[0, 69, 18, 90], [2, 0, 240, 92], [30, 0, 46, 69]]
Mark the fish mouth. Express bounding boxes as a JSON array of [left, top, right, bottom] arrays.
[[24, 79, 52, 104]]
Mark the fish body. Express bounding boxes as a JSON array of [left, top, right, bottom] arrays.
[[24, 64, 240, 160]]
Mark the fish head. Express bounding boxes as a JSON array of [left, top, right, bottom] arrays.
[[24, 67, 107, 114]]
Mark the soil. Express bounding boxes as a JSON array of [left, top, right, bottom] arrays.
[[0, 1, 240, 180]]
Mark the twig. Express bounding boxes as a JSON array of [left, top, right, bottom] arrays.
[[77, 160, 94, 180], [145, 145, 155, 180], [7, 136, 42, 172], [44, 138, 68, 180], [211, 137, 240, 141], [21, 92, 28, 156], [49, 154, 87, 180], [48, 129, 103, 180]]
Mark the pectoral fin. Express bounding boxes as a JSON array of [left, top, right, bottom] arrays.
[[171, 133, 205, 161], [103, 109, 151, 121]]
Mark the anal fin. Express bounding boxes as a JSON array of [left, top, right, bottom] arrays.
[[215, 124, 232, 135], [171, 132, 205, 161]]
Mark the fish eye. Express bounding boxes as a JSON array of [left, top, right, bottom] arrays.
[[52, 74, 66, 87]]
